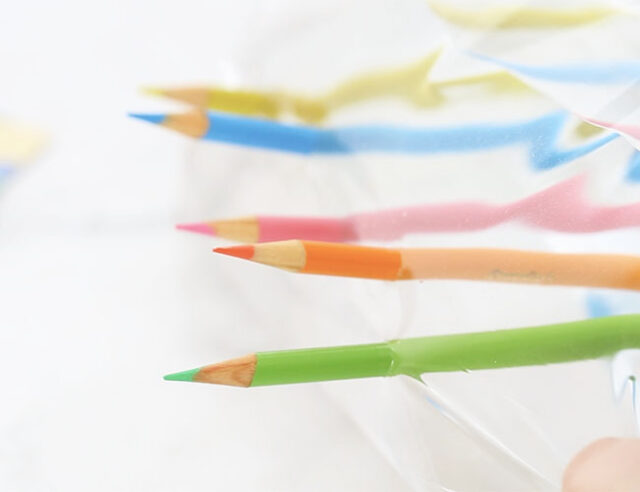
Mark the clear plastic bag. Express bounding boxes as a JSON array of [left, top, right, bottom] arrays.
[[175, 2, 640, 489]]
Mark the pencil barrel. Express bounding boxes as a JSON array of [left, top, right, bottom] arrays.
[[390, 315, 640, 377], [258, 217, 356, 242], [205, 113, 318, 154], [250, 343, 392, 386], [399, 249, 640, 290], [302, 241, 402, 279], [208, 89, 281, 118]]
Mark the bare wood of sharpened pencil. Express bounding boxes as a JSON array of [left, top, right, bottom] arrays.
[[164, 111, 209, 138], [251, 240, 307, 272], [214, 217, 259, 243], [156, 88, 209, 108], [194, 354, 257, 387]]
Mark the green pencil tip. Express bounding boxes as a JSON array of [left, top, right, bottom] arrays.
[[163, 367, 200, 382]]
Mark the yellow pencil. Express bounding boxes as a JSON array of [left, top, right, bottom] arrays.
[[143, 50, 530, 123]]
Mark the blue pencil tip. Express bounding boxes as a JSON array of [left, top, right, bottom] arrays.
[[128, 113, 166, 125]]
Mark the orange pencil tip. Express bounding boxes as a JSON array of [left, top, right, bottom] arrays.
[[214, 245, 255, 260]]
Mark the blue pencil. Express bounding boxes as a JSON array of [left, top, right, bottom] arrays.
[[129, 110, 617, 170]]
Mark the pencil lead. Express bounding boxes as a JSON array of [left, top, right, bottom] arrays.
[[214, 245, 255, 260], [176, 222, 216, 236], [128, 113, 166, 125], [164, 367, 200, 382]]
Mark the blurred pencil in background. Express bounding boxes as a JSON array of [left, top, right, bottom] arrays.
[[128, 110, 615, 169], [0, 118, 47, 166], [425, 0, 617, 28], [177, 175, 640, 242], [0, 118, 47, 185], [142, 50, 530, 123]]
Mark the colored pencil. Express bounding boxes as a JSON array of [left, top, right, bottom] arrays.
[[213, 240, 640, 291], [129, 110, 615, 169], [426, 0, 616, 28], [472, 54, 640, 85], [0, 118, 47, 164], [177, 175, 640, 242], [142, 50, 530, 123], [164, 314, 640, 387]]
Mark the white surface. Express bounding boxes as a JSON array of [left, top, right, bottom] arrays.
[[0, 1, 412, 490], [2, 1, 639, 491]]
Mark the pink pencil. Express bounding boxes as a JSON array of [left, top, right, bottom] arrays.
[[177, 175, 640, 243]]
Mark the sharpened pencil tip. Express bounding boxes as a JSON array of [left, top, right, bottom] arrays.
[[214, 245, 255, 260], [176, 222, 216, 236], [164, 367, 201, 382], [128, 113, 166, 125]]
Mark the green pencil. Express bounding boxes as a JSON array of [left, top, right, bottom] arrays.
[[164, 314, 640, 388]]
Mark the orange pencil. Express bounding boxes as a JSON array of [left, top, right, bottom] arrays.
[[214, 240, 640, 291]]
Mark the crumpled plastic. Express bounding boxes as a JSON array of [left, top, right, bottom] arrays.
[[176, 1, 640, 489]]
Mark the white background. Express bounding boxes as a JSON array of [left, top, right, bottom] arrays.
[[2, 1, 639, 490], [0, 1, 443, 490]]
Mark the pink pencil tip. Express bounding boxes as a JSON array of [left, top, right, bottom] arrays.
[[176, 222, 216, 236]]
